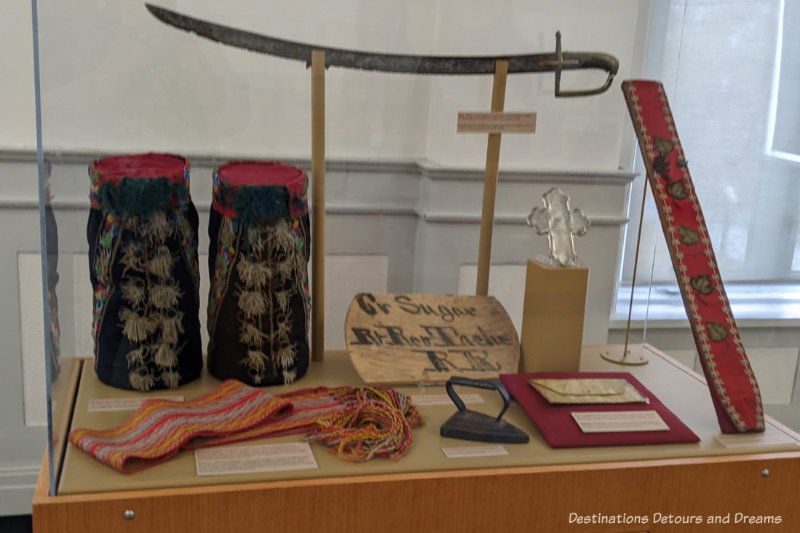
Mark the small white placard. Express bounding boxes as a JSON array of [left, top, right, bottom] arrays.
[[442, 445, 508, 458], [411, 393, 484, 406], [571, 410, 669, 433], [714, 431, 799, 449], [88, 396, 184, 412], [457, 112, 537, 133], [195, 442, 318, 476]]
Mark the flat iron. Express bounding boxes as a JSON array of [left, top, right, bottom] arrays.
[[440, 376, 529, 444]]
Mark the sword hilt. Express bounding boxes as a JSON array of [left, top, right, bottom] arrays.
[[546, 31, 618, 97]]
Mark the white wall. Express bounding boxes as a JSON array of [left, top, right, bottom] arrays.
[[425, 0, 641, 170], [0, 1, 36, 149]]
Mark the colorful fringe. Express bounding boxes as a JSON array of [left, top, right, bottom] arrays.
[[309, 386, 421, 462], [69, 380, 422, 474]]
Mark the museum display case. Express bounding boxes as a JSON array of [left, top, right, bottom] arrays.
[[12, 0, 799, 531]]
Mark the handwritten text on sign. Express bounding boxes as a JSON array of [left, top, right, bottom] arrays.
[[345, 293, 520, 385]]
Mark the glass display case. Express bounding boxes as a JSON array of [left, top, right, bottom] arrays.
[[7, 0, 799, 530]]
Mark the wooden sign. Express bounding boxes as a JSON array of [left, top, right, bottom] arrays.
[[345, 293, 520, 385]]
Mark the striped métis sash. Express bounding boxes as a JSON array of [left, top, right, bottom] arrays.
[[622, 80, 764, 433], [69, 380, 421, 473]]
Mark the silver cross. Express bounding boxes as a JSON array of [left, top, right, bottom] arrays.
[[527, 187, 590, 267]]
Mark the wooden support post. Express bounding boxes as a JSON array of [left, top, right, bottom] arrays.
[[475, 60, 509, 296], [311, 50, 325, 361]]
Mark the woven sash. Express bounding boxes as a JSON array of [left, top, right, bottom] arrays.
[[69, 380, 421, 473], [622, 80, 764, 433]]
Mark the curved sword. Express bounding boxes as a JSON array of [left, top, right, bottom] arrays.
[[145, 4, 618, 96]]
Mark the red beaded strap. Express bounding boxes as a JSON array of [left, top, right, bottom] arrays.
[[622, 80, 764, 433]]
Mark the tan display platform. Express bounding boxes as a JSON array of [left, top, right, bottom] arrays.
[[34, 345, 800, 532], [520, 259, 588, 372]]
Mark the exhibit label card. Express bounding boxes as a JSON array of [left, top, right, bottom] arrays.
[[195, 443, 318, 476], [88, 396, 184, 412], [442, 445, 508, 458], [411, 393, 484, 406], [571, 410, 669, 433], [457, 112, 537, 133]]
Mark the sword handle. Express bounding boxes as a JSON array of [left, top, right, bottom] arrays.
[[551, 32, 619, 97]]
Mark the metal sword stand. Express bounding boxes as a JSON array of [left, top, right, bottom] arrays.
[[600, 176, 649, 366]]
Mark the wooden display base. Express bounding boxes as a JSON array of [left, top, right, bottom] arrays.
[[520, 259, 588, 372], [33, 346, 800, 533]]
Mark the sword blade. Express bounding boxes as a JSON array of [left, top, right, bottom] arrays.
[[145, 4, 618, 79]]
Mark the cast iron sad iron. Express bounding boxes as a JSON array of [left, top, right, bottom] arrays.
[[440, 376, 529, 444]]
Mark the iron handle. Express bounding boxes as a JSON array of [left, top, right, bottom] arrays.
[[445, 376, 512, 421]]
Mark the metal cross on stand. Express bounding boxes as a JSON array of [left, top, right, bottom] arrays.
[[527, 187, 590, 267]]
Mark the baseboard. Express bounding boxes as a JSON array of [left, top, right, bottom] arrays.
[[0, 464, 39, 516]]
